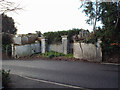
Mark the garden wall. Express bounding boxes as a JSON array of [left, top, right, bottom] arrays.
[[69, 43, 73, 53], [73, 41, 102, 62], [48, 43, 73, 54], [13, 34, 38, 45], [12, 42, 40, 58], [48, 43, 63, 53]]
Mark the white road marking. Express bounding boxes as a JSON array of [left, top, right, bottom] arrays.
[[101, 63, 120, 65], [11, 73, 89, 89]]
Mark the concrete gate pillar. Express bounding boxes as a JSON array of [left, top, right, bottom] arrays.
[[96, 38, 102, 62], [11, 44, 15, 58], [41, 36, 47, 53], [61, 35, 69, 54]]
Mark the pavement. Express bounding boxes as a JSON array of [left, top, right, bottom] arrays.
[[2, 59, 120, 89], [7, 74, 68, 88]]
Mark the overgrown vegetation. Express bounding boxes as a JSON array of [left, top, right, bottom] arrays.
[[43, 28, 88, 44], [64, 53, 73, 58], [80, 2, 120, 62], [86, 29, 120, 61], [2, 44, 12, 57], [2, 14, 17, 46], [42, 51, 73, 58], [1, 69, 11, 88], [2, 14, 17, 57]]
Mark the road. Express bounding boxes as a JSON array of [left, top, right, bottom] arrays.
[[2, 60, 119, 88]]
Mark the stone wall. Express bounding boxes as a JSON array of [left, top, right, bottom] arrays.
[[21, 36, 28, 45], [12, 42, 40, 58], [48, 43, 63, 53], [62, 35, 69, 54], [13, 34, 38, 45], [41, 37, 47, 53], [41, 35, 70, 54], [47, 35, 73, 54], [13, 37, 22, 45], [73, 41, 102, 62], [69, 43, 73, 53]]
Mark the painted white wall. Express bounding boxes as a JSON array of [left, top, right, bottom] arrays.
[[13, 37, 22, 45], [14, 42, 40, 58], [74, 42, 102, 62], [48, 43, 63, 53]]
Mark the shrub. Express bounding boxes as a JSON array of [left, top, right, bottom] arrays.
[[42, 51, 73, 58], [2, 69, 10, 88], [43, 28, 86, 44], [65, 54, 73, 58], [42, 51, 65, 58], [48, 54, 55, 58]]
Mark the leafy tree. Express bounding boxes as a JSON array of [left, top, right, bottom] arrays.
[[80, 1, 120, 33], [36, 31, 42, 37], [2, 14, 17, 34], [0, 0, 22, 53], [2, 14, 17, 53], [80, 0, 99, 33], [80, 1, 120, 61]]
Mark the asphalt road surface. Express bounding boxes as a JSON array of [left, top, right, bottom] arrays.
[[2, 60, 119, 88]]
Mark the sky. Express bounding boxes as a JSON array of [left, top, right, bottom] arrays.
[[7, 0, 100, 34]]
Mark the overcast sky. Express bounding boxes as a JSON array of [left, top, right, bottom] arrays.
[[7, 0, 97, 34]]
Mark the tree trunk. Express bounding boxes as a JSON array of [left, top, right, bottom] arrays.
[[93, 0, 97, 34]]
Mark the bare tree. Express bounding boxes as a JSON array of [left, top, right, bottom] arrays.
[[0, 0, 22, 14]]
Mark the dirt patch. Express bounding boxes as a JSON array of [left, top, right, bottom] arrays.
[[14, 53, 119, 64], [16, 54, 48, 60], [2, 52, 10, 60], [103, 57, 120, 63], [16, 54, 88, 62], [103, 54, 120, 63], [52, 56, 88, 62]]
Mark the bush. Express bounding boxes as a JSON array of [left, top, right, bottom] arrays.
[[43, 28, 86, 44], [42, 51, 65, 58], [65, 54, 73, 58], [2, 69, 10, 88], [42, 51, 73, 58]]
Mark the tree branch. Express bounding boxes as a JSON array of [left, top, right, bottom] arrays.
[[0, 0, 22, 14]]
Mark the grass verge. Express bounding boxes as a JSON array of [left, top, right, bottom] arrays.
[[42, 51, 73, 58]]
